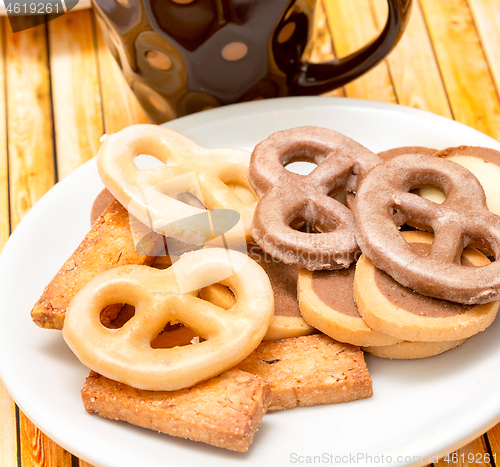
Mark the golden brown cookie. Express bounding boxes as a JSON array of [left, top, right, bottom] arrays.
[[90, 188, 116, 225], [298, 266, 401, 347], [31, 200, 160, 330], [354, 231, 499, 342], [234, 334, 372, 411], [82, 369, 270, 452]]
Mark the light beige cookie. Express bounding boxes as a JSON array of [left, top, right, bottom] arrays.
[[298, 266, 401, 347], [363, 339, 467, 360], [354, 231, 499, 342]]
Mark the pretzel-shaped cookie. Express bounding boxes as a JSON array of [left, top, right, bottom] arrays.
[[354, 154, 500, 304], [62, 248, 274, 391], [354, 231, 498, 341], [421, 146, 500, 216], [249, 127, 381, 270], [97, 124, 256, 243]]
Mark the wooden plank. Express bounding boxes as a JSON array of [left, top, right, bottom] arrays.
[[6, 18, 55, 229], [312, 0, 344, 98], [323, 0, 396, 103], [79, 461, 95, 467], [434, 436, 491, 466], [5, 17, 72, 467], [419, 0, 500, 140], [309, 0, 336, 64], [93, 18, 150, 134], [0, 19, 8, 254], [0, 13, 14, 437], [485, 422, 500, 465], [370, 0, 452, 118], [0, 380, 17, 467], [19, 410, 73, 467], [48, 10, 103, 179], [467, 0, 500, 100]]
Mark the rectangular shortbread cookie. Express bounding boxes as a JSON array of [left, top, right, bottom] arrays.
[[31, 200, 159, 329], [235, 334, 373, 411], [82, 370, 271, 452]]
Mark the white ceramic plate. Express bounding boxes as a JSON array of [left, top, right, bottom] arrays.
[[1, 97, 500, 467], [0, 0, 90, 16]]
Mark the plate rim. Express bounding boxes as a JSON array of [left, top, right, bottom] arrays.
[[163, 95, 500, 145]]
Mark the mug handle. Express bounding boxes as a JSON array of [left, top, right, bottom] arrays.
[[289, 0, 412, 95]]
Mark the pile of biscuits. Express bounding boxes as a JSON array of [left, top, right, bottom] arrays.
[[30, 124, 500, 452]]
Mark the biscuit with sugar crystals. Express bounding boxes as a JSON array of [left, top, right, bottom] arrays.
[[82, 369, 270, 452], [235, 334, 372, 411], [31, 199, 159, 330]]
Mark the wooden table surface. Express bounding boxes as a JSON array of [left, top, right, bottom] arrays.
[[1, 0, 500, 465]]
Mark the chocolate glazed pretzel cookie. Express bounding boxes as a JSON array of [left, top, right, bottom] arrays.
[[354, 154, 500, 304], [249, 127, 381, 270]]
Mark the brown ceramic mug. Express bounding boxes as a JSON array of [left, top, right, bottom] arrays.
[[93, 0, 412, 122]]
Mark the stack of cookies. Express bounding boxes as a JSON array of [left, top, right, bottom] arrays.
[[30, 124, 500, 452]]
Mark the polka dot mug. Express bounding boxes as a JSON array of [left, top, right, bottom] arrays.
[[93, 0, 412, 122]]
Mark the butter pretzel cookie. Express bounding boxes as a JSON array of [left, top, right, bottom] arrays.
[[420, 146, 500, 216], [97, 124, 257, 244], [249, 126, 381, 270], [354, 231, 499, 341], [298, 266, 401, 347], [62, 248, 273, 391], [354, 154, 500, 304]]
